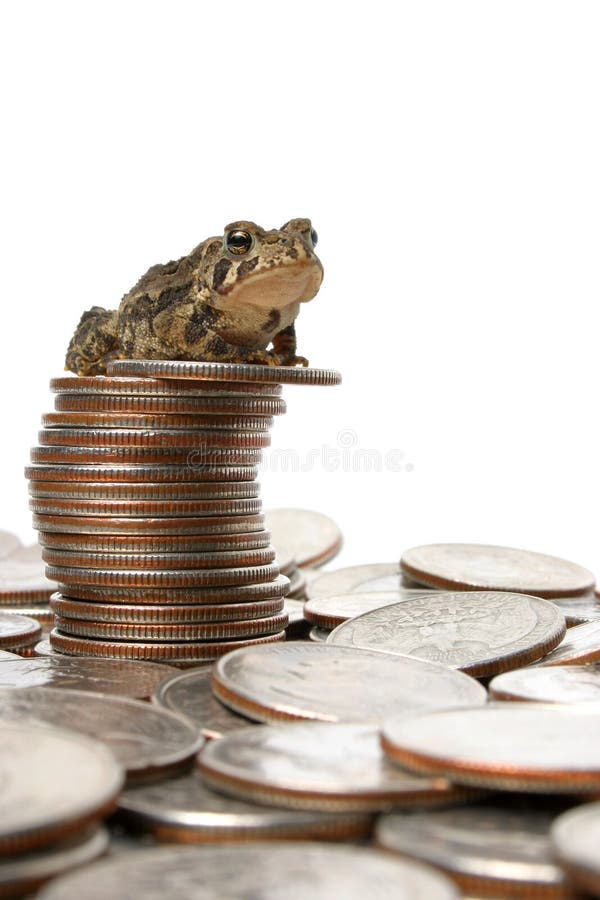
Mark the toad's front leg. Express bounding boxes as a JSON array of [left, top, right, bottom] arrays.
[[65, 307, 120, 375], [271, 324, 308, 367]]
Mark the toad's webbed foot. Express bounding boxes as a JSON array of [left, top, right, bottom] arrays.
[[65, 306, 119, 376]]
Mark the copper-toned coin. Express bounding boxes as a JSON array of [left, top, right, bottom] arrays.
[[108, 359, 343, 386], [37, 843, 457, 900], [152, 666, 253, 738], [29, 480, 260, 500], [45, 562, 280, 589], [376, 805, 571, 899], [38, 530, 271, 553], [536, 620, 600, 666], [199, 722, 470, 813], [212, 643, 486, 724], [0, 723, 123, 855], [31, 444, 263, 466], [401, 543, 595, 598], [25, 463, 259, 483], [117, 768, 371, 843], [265, 508, 343, 568], [38, 428, 270, 449], [30, 496, 262, 518], [51, 594, 284, 625], [489, 664, 600, 704], [304, 590, 432, 629], [42, 546, 275, 570], [56, 574, 290, 604], [43, 412, 274, 430], [53, 614, 288, 642], [32, 512, 265, 535], [0, 686, 203, 782], [381, 704, 600, 792], [49, 629, 286, 664], [551, 801, 600, 896], [0, 614, 42, 650], [50, 375, 283, 396], [0, 606, 53, 627], [0, 826, 109, 898], [54, 393, 286, 416], [0, 654, 178, 699], [327, 592, 567, 677], [306, 562, 430, 601]]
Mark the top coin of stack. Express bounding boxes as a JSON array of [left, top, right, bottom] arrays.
[[24, 370, 299, 665]]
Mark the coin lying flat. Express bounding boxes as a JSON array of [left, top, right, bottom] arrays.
[[548, 594, 600, 627], [327, 592, 566, 677], [536, 620, 600, 666], [212, 643, 486, 724], [33, 512, 265, 535], [56, 574, 290, 604], [199, 722, 470, 812], [108, 359, 343, 387], [51, 594, 284, 625], [50, 375, 283, 396], [0, 614, 42, 650], [118, 768, 372, 843], [39, 530, 271, 553], [0, 531, 21, 558], [0, 606, 53, 628], [264, 509, 342, 568], [376, 805, 570, 898], [25, 464, 259, 483], [0, 827, 108, 899], [44, 562, 279, 589], [489, 664, 600, 704], [0, 723, 123, 854], [304, 590, 431, 629], [54, 393, 286, 416], [0, 686, 203, 782], [0, 546, 58, 604], [0, 655, 178, 699], [53, 614, 288, 642], [153, 666, 253, 739], [43, 547, 275, 570], [30, 479, 261, 500], [401, 543, 595, 598], [306, 562, 429, 600], [551, 802, 600, 896], [37, 842, 457, 900], [382, 704, 600, 792]]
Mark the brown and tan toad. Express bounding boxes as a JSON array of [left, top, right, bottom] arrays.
[[65, 219, 323, 375]]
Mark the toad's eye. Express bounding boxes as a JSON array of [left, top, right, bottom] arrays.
[[310, 228, 318, 247], [226, 230, 253, 255]]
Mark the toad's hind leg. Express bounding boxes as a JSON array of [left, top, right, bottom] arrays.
[[65, 306, 120, 376]]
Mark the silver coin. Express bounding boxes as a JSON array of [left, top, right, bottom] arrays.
[[401, 543, 595, 598], [551, 801, 600, 896], [29, 480, 260, 500], [305, 590, 437, 629], [0, 613, 42, 649], [0, 547, 58, 595], [551, 593, 600, 626], [376, 805, 569, 896], [0, 686, 203, 782], [0, 650, 19, 660], [199, 722, 468, 812], [37, 842, 458, 900], [118, 768, 372, 842], [152, 666, 253, 739], [0, 827, 109, 896], [0, 531, 21, 559], [309, 626, 329, 642], [107, 359, 343, 387], [49, 375, 283, 396], [0, 723, 123, 853], [212, 643, 486, 724], [25, 463, 260, 484], [327, 592, 566, 677], [44, 562, 279, 589], [489, 664, 600, 704], [536, 620, 600, 666], [265, 509, 342, 568], [307, 563, 434, 601]]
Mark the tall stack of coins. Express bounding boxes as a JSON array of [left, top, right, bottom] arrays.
[[25, 360, 340, 665]]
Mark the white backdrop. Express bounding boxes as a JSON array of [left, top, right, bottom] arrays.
[[1, 1, 598, 579]]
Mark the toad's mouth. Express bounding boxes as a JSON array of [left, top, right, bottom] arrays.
[[215, 262, 323, 310]]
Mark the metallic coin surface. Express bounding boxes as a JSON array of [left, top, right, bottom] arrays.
[[306, 562, 432, 601], [51, 594, 284, 625], [309, 626, 329, 642], [551, 801, 600, 896], [0, 686, 203, 782], [199, 722, 468, 812], [489, 664, 600, 704], [305, 590, 442, 629], [382, 704, 600, 792], [0, 826, 109, 897], [0, 605, 53, 627], [42, 412, 274, 430], [265, 508, 342, 568], [0, 545, 58, 603], [56, 574, 289, 604], [37, 842, 457, 900], [31, 444, 263, 466], [550, 594, 600, 626], [39, 530, 271, 553], [327, 592, 567, 677], [117, 768, 372, 843], [376, 805, 569, 898], [212, 643, 486, 724], [536, 620, 600, 666], [38, 428, 270, 450], [42, 546, 275, 570], [31, 497, 262, 517], [401, 543, 595, 598], [153, 666, 253, 738], [29, 480, 260, 500], [54, 393, 285, 416], [108, 359, 343, 386], [0, 723, 123, 854], [0, 531, 21, 558], [53, 613, 288, 642], [25, 463, 259, 483], [45, 562, 279, 589], [0, 655, 177, 699], [0, 614, 42, 649], [33, 512, 265, 535], [49, 629, 286, 664], [50, 375, 282, 396]]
